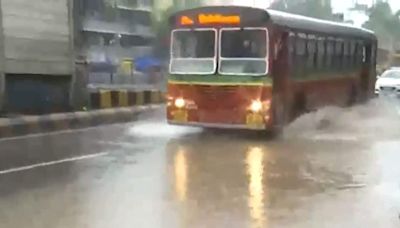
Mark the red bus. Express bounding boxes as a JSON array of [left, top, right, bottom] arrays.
[[166, 6, 377, 132]]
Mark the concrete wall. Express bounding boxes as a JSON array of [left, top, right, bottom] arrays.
[[0, 1, 5, 111], [1, 0, 73, 75], [0, 0, 82, 114], [0, 73, 4, 113]]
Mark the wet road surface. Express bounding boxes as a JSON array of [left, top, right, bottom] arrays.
[[0, 101, 399, 228]]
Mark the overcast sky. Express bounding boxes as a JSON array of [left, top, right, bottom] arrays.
[[332, 0, 400, 12], [226, 0, 400, 26], [231, 0, 400, 12]]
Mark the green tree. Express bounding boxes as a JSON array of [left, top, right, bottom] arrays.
[[152, 1, 203, 57], [363, 1, 400, 43], [269, 0, 333, 20]]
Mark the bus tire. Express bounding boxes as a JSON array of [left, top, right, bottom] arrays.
[[291, 93, 306, 120], [271, 95, 287, 136], [271, 110, 283, 136], [347, 85, 357, 106]]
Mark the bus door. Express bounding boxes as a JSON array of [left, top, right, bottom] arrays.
[[271, 32, 290, 125]]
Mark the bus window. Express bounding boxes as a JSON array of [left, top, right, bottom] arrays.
[[219, 28, 268, 75], [371, 43, 377, 66], [306, 37, 316, 72], [343, 41, 350, 70], [363, 45, 366, 63], [357, 41, 365, 66], [288, 33, 296, 76], [170, 29, 217, 74], [296, 36, 306, 77], [335, 40, 343, 70], [317, 38, 325, 71], [350, 41, 356, 68], [355, 42, 360, 66], [326, 40, 334, 70]]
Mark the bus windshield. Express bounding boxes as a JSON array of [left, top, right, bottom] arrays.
[[219, 28, 268, 75], [170, 29, 216, 74]]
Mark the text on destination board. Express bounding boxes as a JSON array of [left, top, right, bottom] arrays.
[[179, 14, 241, 25]]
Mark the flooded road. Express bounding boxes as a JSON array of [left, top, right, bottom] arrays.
[[0, 100, 399, 228]]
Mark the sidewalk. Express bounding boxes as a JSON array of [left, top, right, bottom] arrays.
[[0, 83, 166, 139], [0, 105, 162, 139]]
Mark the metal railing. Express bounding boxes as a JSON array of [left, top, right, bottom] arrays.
[[82, 16, 153, 36], [88, 71, 166, 92]]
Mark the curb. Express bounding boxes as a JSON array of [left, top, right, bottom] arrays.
[[0, 105, 162, 139]]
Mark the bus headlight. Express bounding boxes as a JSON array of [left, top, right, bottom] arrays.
[[250, 100, 263, 113], [174, 98, 186, 109]]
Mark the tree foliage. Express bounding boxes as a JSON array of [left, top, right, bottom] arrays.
[[152, 1, 203, 57], [363, 1, 400, 44], [269, 0, 333, 20]]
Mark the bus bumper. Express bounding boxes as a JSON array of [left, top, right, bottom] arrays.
[[167, 108, 270, 131], [168, 120, 267, 130]]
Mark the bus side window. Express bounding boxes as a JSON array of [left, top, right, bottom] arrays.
[[335, 40, 343, 70], [296, 36, 306, 77], [317, 38, 325, 72], [358, 42, 363, 68], [326, 39, 334, 71], [363, 45, 367, 63], [307, 37, 316, 72], [350, 41, 356, 69], [353, 42, 358, 67], [343, 41, 350, 70], [354, 42, 360, 67], [288, 33, 296, 76], [357, 41, 365, 64], [331, 39, 336, 70], [371, 43, 377, 66], [357, 41, 364, 65]]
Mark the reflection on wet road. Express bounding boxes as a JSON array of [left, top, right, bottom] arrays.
[[0, 100, 399, 228]]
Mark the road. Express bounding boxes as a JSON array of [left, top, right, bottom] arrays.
[[0, 101, 399, 228]]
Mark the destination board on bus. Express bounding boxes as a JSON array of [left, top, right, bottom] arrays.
[[180, 14, 241, 25], [171, 6, 269, 27]]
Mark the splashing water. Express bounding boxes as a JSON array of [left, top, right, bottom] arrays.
[[128, 122, 202, 138], [283, 98, 400, 142]]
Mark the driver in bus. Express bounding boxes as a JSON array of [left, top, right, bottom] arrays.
[[241, 40, 259, 58], [241, 40, 261, 73]]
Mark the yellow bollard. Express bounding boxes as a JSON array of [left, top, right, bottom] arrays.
[[100, 90, 112, 109], [150, 91, 160, 104], [118, 90, 129, 107], [135, 91, 145, 106]]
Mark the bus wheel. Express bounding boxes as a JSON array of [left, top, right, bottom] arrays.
[[291, 93, 306, 120], [271, 96, 286, 136], [347, 85, 357, 106]]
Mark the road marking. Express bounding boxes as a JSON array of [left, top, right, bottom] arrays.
[[0, 120, 138, 142], [0, 127, 97, 142], [0, 152, 108, 175], [98, 141, 139, 148]]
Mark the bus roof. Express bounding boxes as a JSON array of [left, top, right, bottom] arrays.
[[266, 9, 376, 40], [170, 6, 376, 40]]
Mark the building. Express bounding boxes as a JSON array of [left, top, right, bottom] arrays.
[[75, 0, 155, 83], [154, 0, 173, 13]]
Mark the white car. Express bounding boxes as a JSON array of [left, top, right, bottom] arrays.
[[375, 69, 400, 96]]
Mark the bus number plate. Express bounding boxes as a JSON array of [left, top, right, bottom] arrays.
[[246, 113, 264, 129], [173, 110, 188, 122]]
